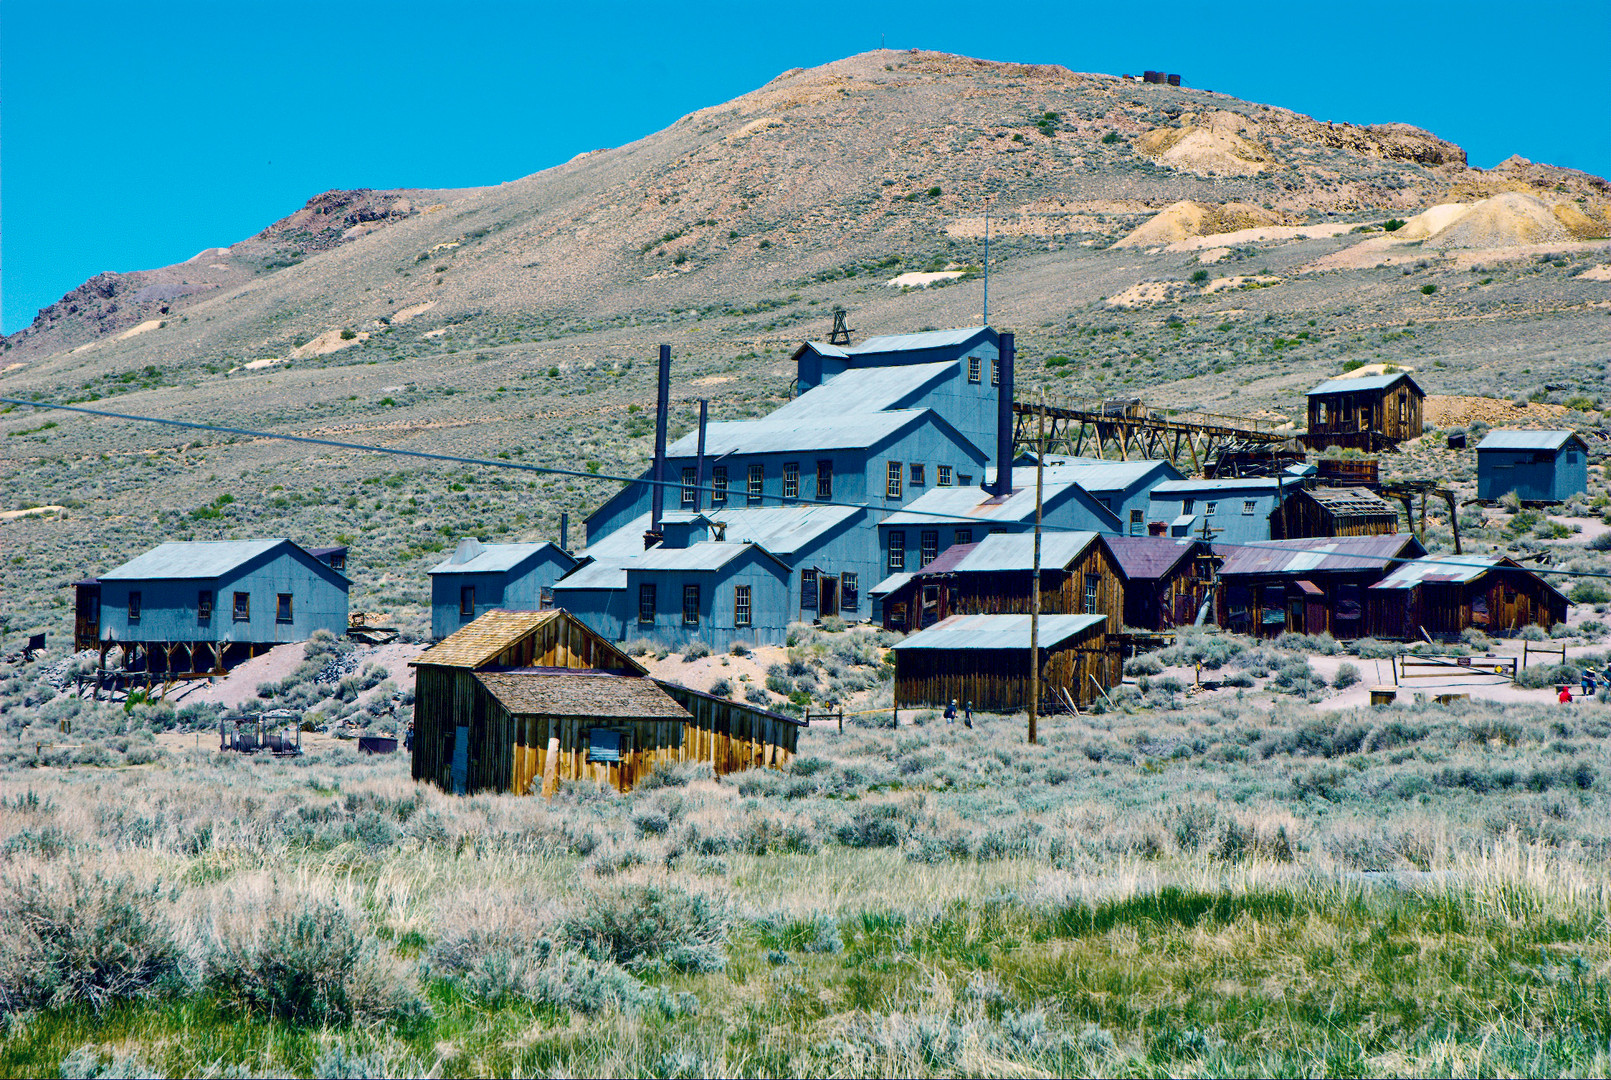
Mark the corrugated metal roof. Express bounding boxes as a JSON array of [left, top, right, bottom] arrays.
[[869, 572, 913, 596], [825, 326, 989, 355], [414, 610, 559, 668], [99, 539, 289, 580], [912, 542, 979, 576], [883, 480, 1079, 525], [554, 513, 651, 591], [1371, 554, 1500, 589], [429, 541, 573, 576], [1217, 535, 1422, 576], [947, 532, 1098, 573], [1039, 459, 1179, 492], [664, 409, 923, 457], [1307, 372, 1422, 396], [1152, 478, 1282, 495], [766, 362, 955, 424], [1476, 430, 1583, 451], [474, 671, 690, 719], [891, 612, 1106, 651], [703, 505, 860, 556], [1105, 536, 1200, 580], [626, 542, 765, 572]]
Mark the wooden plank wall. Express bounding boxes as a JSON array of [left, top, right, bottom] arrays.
[[943, 544, 1125, 634], [894, 630, 1112, 712]]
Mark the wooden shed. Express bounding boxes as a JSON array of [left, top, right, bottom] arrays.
[[1275, 486, 1400, 539], [410, 609, 800, 795], [875, 531, 1124, 635], [892, 612, 1115, 713], [1105, 536, 1215, 631], [1367, 555, 1569, 640], [1304, 372, 1424, 451], [1475, 430, 1590, 505], [1214, 534, 1426, 639]]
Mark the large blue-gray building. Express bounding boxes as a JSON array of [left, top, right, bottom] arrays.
[[1147, 477, 1300, 545], [428, 539, 579, 639], [1476, 430, 1589, 504], [1041, 459, 1185, 536], [78, 539, 350, 673]]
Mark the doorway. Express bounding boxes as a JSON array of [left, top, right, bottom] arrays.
[[819, 575, 840, 618]]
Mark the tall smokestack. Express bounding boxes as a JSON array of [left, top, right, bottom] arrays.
[[559, 511, 568, 553], [694, 398, 708, 513], [992, 333, 1015, 496], [647, 344, 671, 545]]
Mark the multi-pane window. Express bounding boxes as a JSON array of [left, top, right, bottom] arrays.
[[638, 583, 656, 625], [888, 531, 906, 572], [734, 585, 751, 627], [841, 572, 859, 613], [128, 591, 142, 624], [990, 357, 1000, 387], [938, 465, 953, 487], [460, 585, 475, 617], [277, 593, 293, 623], [910, 463, 925, 487], [1084, 573, 1100, 612], [920, 530, 939, 566], [1182, 498, 1195, 514], [1205, 501, 1218, 516], [815, 460, 833, 501], [1130, 509, 1144, 536], [1242, 500, 1256, 515], [711, 466, 728, 505], [886, 461, 903, 499], [783, 462, 799, 500], [197, 590, 213, 624], [682, 584, 700, 627], [681, 467, 697, 508], [968, 356, 981, 384], [801, 569, 818, 611], [327, 552, 346, 571], [233, 592, 250, 621], [747, 463, 764, 505], [954, 529, 972, 545]]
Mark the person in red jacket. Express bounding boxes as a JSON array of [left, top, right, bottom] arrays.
[[1559, 686, 1574, 704]]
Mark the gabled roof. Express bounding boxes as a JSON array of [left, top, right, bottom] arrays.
[[702, 505, 861, 557], [664, 408, 929, 457], [1300, 487, 1398, 517], [474, 671, 690, 719], [414, 609, 560, 668], [891, 612, 1107, 651], [944, 531, 1100, 573], [429, 540, 576, 576], [555, 513, 652, 591], [912, 541, 979, 576], [765, 362, 956, 424], [1307, 372, 1424, 397], [883, 480, 1113, 528], [626, 541, 789, 573], [1370, 555, 1569, 603], [1216, 534, 1425, 576], [1105, 536, 1202, 580], [799, 326, 992, 360], [1476, 430, 1587, 452], [1039, 458, 1184, 492], [99, 539, 292, 580]]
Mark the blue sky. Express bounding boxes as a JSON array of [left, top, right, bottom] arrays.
[[4, 0, 1607, 333]]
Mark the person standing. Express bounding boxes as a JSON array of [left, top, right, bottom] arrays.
[[943, 700, 958, 723]]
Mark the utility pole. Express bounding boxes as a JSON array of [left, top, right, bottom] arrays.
[[1028, 390, 1046, 745]]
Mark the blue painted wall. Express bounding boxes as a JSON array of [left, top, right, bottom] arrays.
[[624, 549, 793, 649], [1148, 482, 1286, 545], [429, 547, 575, 639], [874, 484, 1121, 579], [96, 547, 348, 645], [1478, 445, 1588, 503]]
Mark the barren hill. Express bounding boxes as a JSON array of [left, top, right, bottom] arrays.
[[3, 49, 1611, 637]]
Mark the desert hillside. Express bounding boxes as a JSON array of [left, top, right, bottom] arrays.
[[3, 48, 1610, 634]]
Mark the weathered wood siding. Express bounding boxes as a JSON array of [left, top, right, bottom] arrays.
[[888, 541, 1126, 634], [1278, 492, 1400, 540], [1308, 384, 1423, 444], [894, 629, 1115, 712], [1368, 571, 1567, 640], [1122, 559, 1214, 631]]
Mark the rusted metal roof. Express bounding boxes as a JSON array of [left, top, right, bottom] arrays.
[[1301, 487, 1398, 517], [474, 671, 690, 719], [912, 542, 979, 576], [413, 609, 559, 668], [1216, 535, 1424, 576], [1371, 554, 1498, 588], [891, 612, 1107, 651], [1105, 536, 1201, 580]]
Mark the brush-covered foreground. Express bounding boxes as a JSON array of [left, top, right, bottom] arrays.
[[2, 686, 1611, 1077]]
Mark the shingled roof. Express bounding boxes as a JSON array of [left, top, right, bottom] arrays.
[[473, 671, 690, 720], [414, 610, 559, 668]]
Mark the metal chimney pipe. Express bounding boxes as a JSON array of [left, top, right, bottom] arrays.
[[694, 399, 708, 513], [559, 511, 568, 553], [649, 344, 671, 537], [993, 333, 1015, 495]]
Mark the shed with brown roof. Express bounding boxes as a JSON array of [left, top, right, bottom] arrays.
[[1213, 535, 1426, 639], [1106, 536, 1216, 630], [1276, 486, 1400, 540], [410, 609, 799, 794]]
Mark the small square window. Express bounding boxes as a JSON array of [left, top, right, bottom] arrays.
[[783, 462, 799, 500], [233, 592, 250, 621], [1241, 500, 1256, 515], [128, 591, 142, 624], [276, 593, 293, 623], [682, 584, 700, 627], [460, 585, 475, 617], [1205, 501, 1218, 516], [886, 461, 903, 499], [958, 473, 973, 487], [910, 463, 925, 487], [954, 529, 972, 544], [638, 583, 656, 625], [938, 465, 953, 487], [1130, 509, 1144, 535], [990, 357, 1000, 387]]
